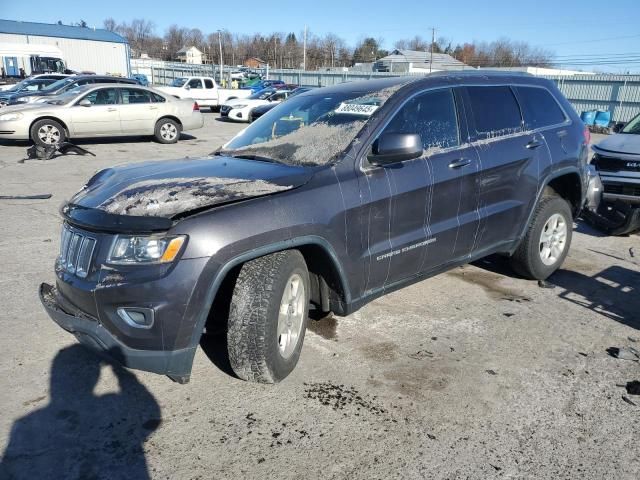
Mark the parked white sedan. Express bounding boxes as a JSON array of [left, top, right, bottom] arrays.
[[0, 84, 204, 146], [220, 89, 291, 122]]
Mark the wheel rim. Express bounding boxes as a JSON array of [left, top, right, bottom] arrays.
[[38, 124, 61, 144], [160, 122, 177, 140], [539, 213, 568, 266], [277, 273, 306, 359]]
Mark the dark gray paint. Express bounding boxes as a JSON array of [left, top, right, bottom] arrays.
[[42, 72, 589, 381]]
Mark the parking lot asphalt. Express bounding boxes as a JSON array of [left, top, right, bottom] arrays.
[[0, 117, 638, 479]]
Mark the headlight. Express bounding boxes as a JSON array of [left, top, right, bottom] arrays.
[[18, 96, 35, 103], [232, 105, 247, 109], [0, 112, 22, 121], [108, 235, 186, 265]]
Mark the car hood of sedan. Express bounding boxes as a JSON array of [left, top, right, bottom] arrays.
[[67, 155, 314, 220], [594, 133, 640, 156]]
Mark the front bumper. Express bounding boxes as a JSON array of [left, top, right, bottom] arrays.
[[0, 119, 29, 139], [40, 283, 196, 383]]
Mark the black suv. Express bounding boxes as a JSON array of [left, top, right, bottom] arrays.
[[6, 75, 137, 105], [41, 72, 595, 384]]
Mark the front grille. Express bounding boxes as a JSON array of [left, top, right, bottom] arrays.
[[604, 183, 640, 197], [593, 154, 640, 173], [59, 224, 97, 278]]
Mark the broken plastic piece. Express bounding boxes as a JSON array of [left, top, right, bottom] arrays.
[[0, 194, 52, 200], [606, 347, 640, 361]]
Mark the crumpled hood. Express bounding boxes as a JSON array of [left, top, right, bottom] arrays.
[[69, 155, 314, 219], [594, 133, 640, 156]]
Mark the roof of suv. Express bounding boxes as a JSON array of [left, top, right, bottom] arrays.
[[301, 71, 546, 97]]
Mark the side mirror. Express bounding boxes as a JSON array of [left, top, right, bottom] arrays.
[[185, 85, 191, 90], [612, 122, 626, 133], [78, 98, 92, 107], [368, 133, 423, 165]]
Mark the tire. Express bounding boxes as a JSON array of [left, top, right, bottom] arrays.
[[227, 250, 310, 383], [510, 193, 573, 280], [30, 119, 66, 147], [154, 118, 181, 144]]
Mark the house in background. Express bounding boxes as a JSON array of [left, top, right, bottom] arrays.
[[176, 46, 203, 64], [374, 49, 468, 73], [243, 57, 267, 69]]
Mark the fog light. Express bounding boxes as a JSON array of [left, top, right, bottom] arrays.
[[117, 307, 154, 329]]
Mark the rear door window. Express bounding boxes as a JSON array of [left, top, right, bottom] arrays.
[[204, 79, 214, 89], [382, 88, 460, 150], [120, 88, 153, 104], [514, 86, 567, 129], [466, 86, 522, 136]]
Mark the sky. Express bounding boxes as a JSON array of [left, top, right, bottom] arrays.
[[3, 0, 640, 73]]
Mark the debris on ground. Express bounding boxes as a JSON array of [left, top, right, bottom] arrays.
[[486, 369, 498, 376], [0, 194, 52, 200], [606, 347, 640, 361], [625, 381, 640, 395], [621, 396, 637, 406], [21, 142, 96, 162], [630, 247, 635, 258], [538, 280, 556, 289]]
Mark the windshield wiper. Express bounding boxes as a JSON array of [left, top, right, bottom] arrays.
[[214, 150, 283, 164]]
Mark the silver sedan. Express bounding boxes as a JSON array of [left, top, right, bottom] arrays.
[[0, 84, 204, 146]]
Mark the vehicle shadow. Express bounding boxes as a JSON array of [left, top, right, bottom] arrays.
[[574, 218, 608, 238], [473, 255, 640, 330], [0, 134, 197, 148], [0, 344, 161, 480]]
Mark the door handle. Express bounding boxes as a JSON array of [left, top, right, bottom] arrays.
[[526, 140, 543, 149], [448, 158, 471, 169], [107, 107, 117, 112], [149, 106, 158, 110]]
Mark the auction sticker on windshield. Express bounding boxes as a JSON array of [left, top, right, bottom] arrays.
[[334, 102, 379, 116]]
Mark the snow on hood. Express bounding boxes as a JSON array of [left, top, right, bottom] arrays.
[[594, 133, 640, 156], [69, 156, 313, 218]]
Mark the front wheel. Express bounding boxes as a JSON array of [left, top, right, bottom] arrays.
[[30, 119, 66, 147], [227, 250, 310, 383], [510, 194, 573, 280]]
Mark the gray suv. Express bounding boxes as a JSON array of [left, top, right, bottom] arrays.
[[40, 72, 595, 384]]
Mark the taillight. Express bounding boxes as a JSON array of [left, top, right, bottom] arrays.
[[583, 125, 591, 145], [193, 102, 200, 111]]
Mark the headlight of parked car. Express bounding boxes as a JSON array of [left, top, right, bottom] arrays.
[[15, 96, 35, 103], [0, 112, 23, 121], [108, 235, 186, 265], [232, 105, 247, 110]]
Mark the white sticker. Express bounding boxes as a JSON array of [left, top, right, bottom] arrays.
[[334, 102, 379, 116]]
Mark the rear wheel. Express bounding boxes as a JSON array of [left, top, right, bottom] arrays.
[[30, 119, 66, 147], [227, 250, 310, 383], [154, 118, 181, 144], [510, 193, 573, 280]]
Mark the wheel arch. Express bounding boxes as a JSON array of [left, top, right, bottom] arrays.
[[156, 115, 182, 127], [196, 236, 351, 343], [29, 116, 70, 137]]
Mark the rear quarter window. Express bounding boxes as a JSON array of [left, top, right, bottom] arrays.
[[514, 86, 567, 129], [466, 86, 522, 136]]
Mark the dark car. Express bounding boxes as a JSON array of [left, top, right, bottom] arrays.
[[0, 76, 66, 106], [40, 72, 597, 385], [249, 87, 314, 122], [241, 79, 286, 92], [6, 75, 137, 105], [586, 113, 640, 234]]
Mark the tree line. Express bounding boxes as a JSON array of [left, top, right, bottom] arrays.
[[100, 18, 553, 69]]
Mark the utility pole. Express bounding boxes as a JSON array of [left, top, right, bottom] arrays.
[[429, 27, 435, 73], [303, 25, 307, 71], [217, 30, 223, 85]]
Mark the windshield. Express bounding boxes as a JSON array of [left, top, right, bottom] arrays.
[[40, 77, 76, 93], [248, 88, 275, 100], [5, 79, 30, 92], [222, 83, 407, 166], [44, 87, 86, 105], [170, 78, 188, 87], [621, 113, 640, 134]]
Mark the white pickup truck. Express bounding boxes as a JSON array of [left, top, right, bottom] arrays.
[[157, 76, 252, 110]]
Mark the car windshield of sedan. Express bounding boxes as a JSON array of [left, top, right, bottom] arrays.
[[221, 82, 410, 166], [248, 88, 275, 100], [621, 114, 640, 134], [170, 78, 188, 87], [40, 77, 76, 93]]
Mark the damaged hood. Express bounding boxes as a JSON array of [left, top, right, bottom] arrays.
[[69, 156, 314, 219], [594, 133, 640, 156]]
